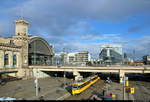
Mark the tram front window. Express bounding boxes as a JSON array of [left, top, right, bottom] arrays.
[[72, 85, 78, 89]]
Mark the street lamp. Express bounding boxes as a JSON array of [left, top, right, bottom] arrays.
[[123, 76, 128, 100], [133, 49, 135, 61], [34, 41, 39, 96], [64, 70, 66, 89], [35, 69, 39, 96], [123, 76, 125, 100]]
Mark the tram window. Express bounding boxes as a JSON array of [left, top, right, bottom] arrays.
[[78, 85, 81, 89], [93, 77, 96, 80], [81, 80, 90, 88], [91, 77, 97, 81], [86, 82, 89, 85], [79, 84, 84, 89], [79, 78, 93, 89], [79, 76, 98, 89], [73, 86, 78, 89], [80, 84, 85, 88]]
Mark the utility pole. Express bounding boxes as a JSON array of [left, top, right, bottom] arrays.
[[133, 49, 135, 61], [64, 71, 66, 89], [123, 76, 125, 100], [34, 40, 38, 96], [36, 69, 39, 96]]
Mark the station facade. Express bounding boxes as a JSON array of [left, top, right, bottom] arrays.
[[0, 19, 54, 77]]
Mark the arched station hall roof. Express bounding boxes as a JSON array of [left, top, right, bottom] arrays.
[[29, 36, 53, 56]]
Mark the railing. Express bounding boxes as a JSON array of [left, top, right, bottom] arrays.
[[29, 64, 150, 68]]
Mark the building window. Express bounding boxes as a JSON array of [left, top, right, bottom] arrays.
[[4, 54, 9, 67], [10, 40, 14, 45], [29, 44, 31, 48], [13, 55, 17, 67]]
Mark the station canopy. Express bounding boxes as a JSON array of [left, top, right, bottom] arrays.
[[28, 36, 53, 65]]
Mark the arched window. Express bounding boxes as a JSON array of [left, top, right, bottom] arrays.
[[4, 54, 9, 67], [13, 55, 17, 67], [28, 38, 52, 65]]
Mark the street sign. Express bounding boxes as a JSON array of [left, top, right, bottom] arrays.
[[126, 80, 129, 87], [112, 94, 116, 99], [130, 88, 134, 94]]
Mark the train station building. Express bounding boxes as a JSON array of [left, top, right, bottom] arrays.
[[0, 19, 54, 77]]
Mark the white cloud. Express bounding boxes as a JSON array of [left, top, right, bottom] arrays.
[[0, 0, 150, 59], [120, 36, 150, 59], [2, 0, 150, 36], [53, 35, 150, 59]]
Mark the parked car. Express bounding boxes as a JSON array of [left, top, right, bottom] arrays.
[[0, 97, 16, 100]]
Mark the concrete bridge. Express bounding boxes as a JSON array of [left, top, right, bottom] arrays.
[[1, 65, 150, 82], [29, 65, 150, 83]]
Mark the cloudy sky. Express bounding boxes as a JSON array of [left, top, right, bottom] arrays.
[[0, 0, 150, 60]]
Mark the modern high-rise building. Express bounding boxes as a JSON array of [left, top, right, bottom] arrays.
[[99, 44, 122, 64], [75, 51, 91, 65], [54, 51, 91, 66]]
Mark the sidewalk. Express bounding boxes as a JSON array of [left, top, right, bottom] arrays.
[[125, 93, 134, 100], [0, 77, 72, 100], [30, 87, 70, 100]]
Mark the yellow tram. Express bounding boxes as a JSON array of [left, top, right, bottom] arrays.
[[72, 75, 100, 95]]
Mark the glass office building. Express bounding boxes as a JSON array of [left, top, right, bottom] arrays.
[[99, 44, 122, 64]]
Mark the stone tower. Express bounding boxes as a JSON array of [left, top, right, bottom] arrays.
[[13, 19, 29, 68]]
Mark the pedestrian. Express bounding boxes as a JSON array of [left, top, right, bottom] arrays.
[[103, 89, 106, 100], [39, 96, 44, 100], [38, 87, 40, 93]]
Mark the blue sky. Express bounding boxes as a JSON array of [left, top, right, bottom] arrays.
[[0, 0, 150, 60]]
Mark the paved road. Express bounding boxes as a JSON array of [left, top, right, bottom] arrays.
[[0, 77, 72, 100], [104, 81, 134, 100], [130, 81, 150, 100]]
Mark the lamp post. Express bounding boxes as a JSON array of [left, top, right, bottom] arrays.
[[133, 49, 135, 62], [36, 69, 39, 96], [64, 70, 66, 89], [123, 76, 128, 100], [123, 76, 125, 100], [34, 41, 39, 96]]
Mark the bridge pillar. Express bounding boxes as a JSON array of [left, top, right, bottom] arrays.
[[17, 68, 26, 78], [119, 70, 125, 83], [73, 71, 82, 81]]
